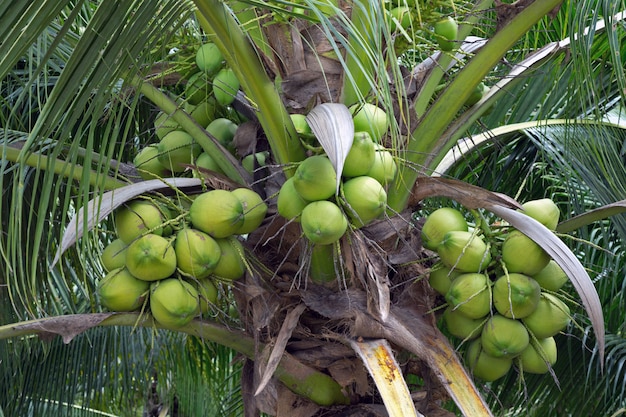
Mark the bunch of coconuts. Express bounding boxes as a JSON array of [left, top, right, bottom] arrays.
[[277, 105, 396, 246], [421, 199, 572, 382], [134, 41, 244, 180], [98, 186, 267, 329]]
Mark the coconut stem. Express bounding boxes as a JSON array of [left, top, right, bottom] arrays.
[[0, 313, 350, 406], [471, 208, 493, 237]]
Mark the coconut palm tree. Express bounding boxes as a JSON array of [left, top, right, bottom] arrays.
[[0, 0, 625, 416]]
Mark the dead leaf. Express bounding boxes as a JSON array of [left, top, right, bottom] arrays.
[[408, 176, 522, 210], [232, 120, 262, 158], [350, 338, 422, 417], [350, 231, 390, 321], [282, 70, 342, 109], [14, 313, 115, 344], [275, 383, 320, 417], [256, 304, 307, 396]]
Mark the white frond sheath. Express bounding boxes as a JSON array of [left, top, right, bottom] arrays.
[[350, 338, 423, 417], [51, 177, 202, 268], [306, 103, 354, 194], [488, 205, 605, 364]]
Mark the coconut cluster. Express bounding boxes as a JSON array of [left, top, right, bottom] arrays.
[[98, 187, 267, 329], [134, 42, 244, 180], [277, 111, 397, 247], [422, 198, 572, 382]]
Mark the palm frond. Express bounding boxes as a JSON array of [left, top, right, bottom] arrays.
[[0, 327, 156, 416], [1, 0, 195, 317]]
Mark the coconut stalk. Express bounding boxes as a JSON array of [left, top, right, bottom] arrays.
[[133, 74, 248, 184], [0, 313, 349, 407], [1, 141, 126, 191]]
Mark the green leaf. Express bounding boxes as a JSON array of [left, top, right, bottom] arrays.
[[558, 201, 626, 233], [387, 0, 565, 212]]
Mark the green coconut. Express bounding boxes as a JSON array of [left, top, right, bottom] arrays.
[[231, 188, 268, 235], [101, 238, 129, 272], [532, 260, 569, 292], [301, 201, 348, 245], [154, 111, 180, 140], [212, 67, 240, 106], [465, 339, 512, 382], [492, 273, 541, 319], [189, 189, 244, 238], [206, 118, 238, 151], [387, 6, 411, 32], [341, 176, 387, 228], [464, 83, 489, 107], [175, 228, 222, 279], [115, 200, 167, 244], [185, 71, 210, 105], [242, 151, 269, 174], [134, 145, 168, 180], [366, 145, 397, 186], [519, 336, 558, 374], [445, 273, 491, 319], [196, 278, 219, 315], [212, 237, 246, 281], [428, 263, 462, 296], [293, 155, 337, 201], [421, 207, 468, 251], [98, 267, 149, 312], [187, 99, 216, 128], [196, 42, 224, 75], [349, 103, 390, 143], [150, 278, 200, 328], [434, 16, 458, 51], [157, 130, 202, 173], [342, 132, 376, 178], [521, 198, 560, 230], [125, 234, 177, 281], [277, 177, 310, 221], [501, 229, 551, 275], [443, 306, 485, 340], [522, 293, 571, 338], [481, 314, 529, 359], [193, 151, 224, 176], [437, 231, 491, 272]]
